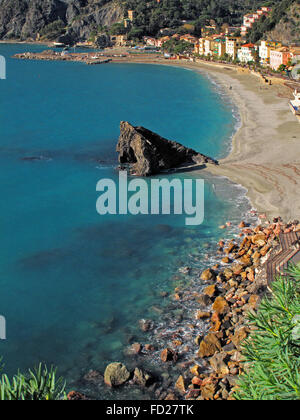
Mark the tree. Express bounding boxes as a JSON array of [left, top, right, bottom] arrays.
[[109, 23, 128, 35], [162, 39, 194, 55], [127, 27, 145, 40], [278, 64, 287, 72], [233, 29, 241, 37]]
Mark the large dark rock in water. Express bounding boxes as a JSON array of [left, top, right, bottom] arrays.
[[116, 121, 218, 176]]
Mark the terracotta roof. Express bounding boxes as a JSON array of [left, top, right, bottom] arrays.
[[275, 47, 290, 52]]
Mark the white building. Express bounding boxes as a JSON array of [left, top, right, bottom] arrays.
[[259, 41, 283, 65], [259, 41, 270, 65], [204, 38, 213, 56], [237, 43, 257, 63]]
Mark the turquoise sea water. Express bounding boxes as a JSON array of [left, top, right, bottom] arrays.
[[0, 44, 251, 397]]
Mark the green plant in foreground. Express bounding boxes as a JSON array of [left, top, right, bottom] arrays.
[[235, 266, 300, 400], [0, 363, 66, 400]]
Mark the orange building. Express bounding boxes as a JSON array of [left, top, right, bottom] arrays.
[[270, 47, 291, 70]]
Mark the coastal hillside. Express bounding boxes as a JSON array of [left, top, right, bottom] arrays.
[[120, 0, 297, 38], [0, 0, 123, 43], [0, 0, 298, 43], [246, 0, 300, 44], [266, 1, 300, 44]]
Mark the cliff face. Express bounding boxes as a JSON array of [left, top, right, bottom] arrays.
[[267, 2, 300, 45], [0, 0, 123, 42], [117, 121, 218, 176]]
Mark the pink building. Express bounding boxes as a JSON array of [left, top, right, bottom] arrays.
[[144, 37, 156, 46], [270, 47, 291, 70], [157, 36, 170, 48]]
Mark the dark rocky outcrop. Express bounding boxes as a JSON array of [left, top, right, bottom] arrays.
[[0, 0, 123, 42], [116, 121, 218, 177]]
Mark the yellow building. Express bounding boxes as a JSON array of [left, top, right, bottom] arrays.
[[194, 38, 206, 55], [226, 37, 243, 60], [259, 41, 282, 65], [124, 18, 131, 28], [204, 38, 213, 56], [128, 10, 134, 21], [208, 39, 226, 57]]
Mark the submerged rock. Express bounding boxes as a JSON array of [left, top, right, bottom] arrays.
[[124, 342, 142, 356], [83, 370, 103, 384], [201, 268, 216, 282], [139, 319, 153, 332], [133, 368, 153, 387], [104, 362, 131, 387], [116, 121, 218, 176], [67, 391, 88, 400]]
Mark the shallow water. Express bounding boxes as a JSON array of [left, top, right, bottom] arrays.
[[0, 43, 251, 397]]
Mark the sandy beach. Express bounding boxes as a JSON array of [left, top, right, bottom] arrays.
[[113, 56, 300, 222], [195, 63, 300, 222]]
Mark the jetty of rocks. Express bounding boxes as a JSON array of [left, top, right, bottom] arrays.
[[13, 50, 112, 65]]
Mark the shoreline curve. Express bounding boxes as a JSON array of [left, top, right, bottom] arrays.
[[111, 59, 300, 222]]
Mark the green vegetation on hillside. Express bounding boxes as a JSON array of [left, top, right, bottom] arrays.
[[40, 20, 66, 41], [0, 0, 298, 44], [247, 0, 300, 43], [235, 267, 300, 400], [162, 38, 194, 54], [123, 0, 287, 38]]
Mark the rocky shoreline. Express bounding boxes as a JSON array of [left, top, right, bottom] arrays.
[[68, 215, 300, 400]]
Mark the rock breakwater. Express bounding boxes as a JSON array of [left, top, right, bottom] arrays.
[[13, 50, 112, 65]]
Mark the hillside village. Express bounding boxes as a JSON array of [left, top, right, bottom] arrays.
[[111, 6, 300, 75]]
